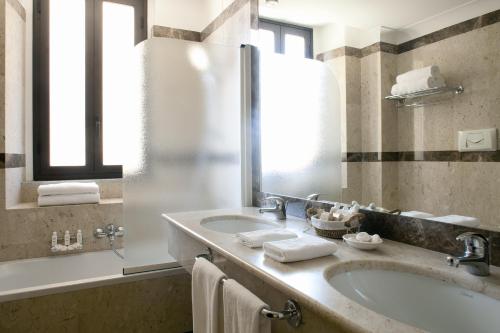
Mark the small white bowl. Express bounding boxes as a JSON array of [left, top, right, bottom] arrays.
[[343, 233, 383, 250]]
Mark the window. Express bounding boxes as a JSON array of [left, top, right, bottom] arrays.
[[258, 19, 313, 59], [33, 0, 147, 180]]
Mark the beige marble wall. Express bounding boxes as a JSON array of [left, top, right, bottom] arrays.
[[397, 22, 500, 152], [324, 55, 363, 203], [0, 273, 193, 333], [395, 22, 500, 227], [0, 200, 123, 262], [331, 23, 500, 216], [202, 0, 253, 47]]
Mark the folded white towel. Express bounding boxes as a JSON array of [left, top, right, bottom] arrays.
[[223, 279, 270, 333], [401, 211, 435, 219], [38, 193, 100, 207], [38, 182, 99, 196], [236, 229, 297, 248], [396, 65, 441, 84], [426, 215, 480, 227], [263, 236, 338, 263], [192, 258, 227, 333], [391, 75, 445, 96]]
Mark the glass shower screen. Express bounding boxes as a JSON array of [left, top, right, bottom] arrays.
[[123, 39, 242, 273]]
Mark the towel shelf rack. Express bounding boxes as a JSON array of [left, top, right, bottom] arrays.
[[195, 252, 303, 327], [385, 85, 464, 108]]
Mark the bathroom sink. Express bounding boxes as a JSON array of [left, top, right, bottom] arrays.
[[200, 215, 282, 234], [326, 263, 500, 333]]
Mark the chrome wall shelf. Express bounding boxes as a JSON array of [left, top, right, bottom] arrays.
[[385, 85, 464, 108]]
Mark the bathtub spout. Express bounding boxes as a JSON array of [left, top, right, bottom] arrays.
[[110, 239, 124, 259]]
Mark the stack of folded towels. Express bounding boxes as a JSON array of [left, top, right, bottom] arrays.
[[236, 229, 338, 263], [391, 65, 446, 96], [38, 182, 100, 207]]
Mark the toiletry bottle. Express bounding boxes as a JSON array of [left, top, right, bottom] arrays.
[[76, 229, 83, 249], [51, 231, 58, 250], [64, 230, 70, 246]]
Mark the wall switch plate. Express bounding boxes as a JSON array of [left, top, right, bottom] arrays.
[[458, 128, 497, 152]]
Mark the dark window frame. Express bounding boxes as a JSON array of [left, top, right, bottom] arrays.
[[33, 0, 147, 180], [259, 18, 313, 59]]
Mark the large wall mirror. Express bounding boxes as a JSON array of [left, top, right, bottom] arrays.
[[255, 0, 500, 231]]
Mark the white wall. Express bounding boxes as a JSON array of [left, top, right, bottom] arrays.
[[313, 23, 380, 56], [312, 0, 500, 56], [148, 0, 229, 33]]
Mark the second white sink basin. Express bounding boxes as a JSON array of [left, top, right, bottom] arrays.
[[200, 215, 282, 234], [327, 264, 500, 333]]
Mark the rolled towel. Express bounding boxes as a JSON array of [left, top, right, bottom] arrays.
[[396, 65, 441, 84], [391, 75, 445, 96], [38, 182, 99, 196], [236, 229, 297, 248], [38, 193, 100, 207], [263, 235, 337, 263], [426, 215, 480, 228], [401, 211, 435, 219]]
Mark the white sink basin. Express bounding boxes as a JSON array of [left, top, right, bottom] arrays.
[[327, 265, 500, 333], [200, 215, 282, 234]]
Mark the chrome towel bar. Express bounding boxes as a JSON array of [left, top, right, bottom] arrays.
[[195, 253, 302, 328]]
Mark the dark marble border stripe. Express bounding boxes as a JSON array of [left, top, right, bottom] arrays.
[[6, 0, 26, 22], [342, 150, 500, 162], [316, 9, 500, 60], [201, 0, 250, 41], [315, 46, 361, 61], [151, 25, 201, 42], [398, 9, 500, 54], [0, 153, 26, 169]]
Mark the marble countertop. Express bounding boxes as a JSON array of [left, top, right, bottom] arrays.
[[163, 207, 500, 333]]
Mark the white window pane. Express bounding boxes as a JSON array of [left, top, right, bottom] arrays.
[[49, 0, 86, 166], [102, 2, 135, 165], [259, 29, 276, 54], [284, 34, 305, 58]]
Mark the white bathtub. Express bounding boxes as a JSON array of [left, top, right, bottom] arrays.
[[0, 250, 183, 303]]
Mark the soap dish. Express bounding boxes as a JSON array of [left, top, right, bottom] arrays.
[[343, 233, 383, 250]]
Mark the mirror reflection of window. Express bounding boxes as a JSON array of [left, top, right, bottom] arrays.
[[258, 29, 277, 54], [258, 19, 312, 59], [284, 34, 306, 58]]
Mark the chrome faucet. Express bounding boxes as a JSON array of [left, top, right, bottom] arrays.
[[95, 224, 125, 259], [259, 196, 287, 220], [305, 193, 320, 201], [446, 232, 490, 276]]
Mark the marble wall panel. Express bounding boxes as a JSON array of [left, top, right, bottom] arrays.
[[397, 22, 500, 152], [0, 273, 193, 333], [0, 201, 123, 262]]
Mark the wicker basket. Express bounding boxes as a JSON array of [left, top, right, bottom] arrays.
[[313, 227, 349, 239], [310, 213, 365, 239]]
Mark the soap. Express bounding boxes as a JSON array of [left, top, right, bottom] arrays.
[[356, 232, 371, 242], [371, 234, 381, 243], [331, 212, 343, 220], [319, 212, 330, 221]]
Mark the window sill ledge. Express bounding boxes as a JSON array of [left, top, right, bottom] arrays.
[[7, 198, 123, 211]]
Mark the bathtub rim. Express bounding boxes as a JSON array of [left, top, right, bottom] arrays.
[[0, 254, 184, 303]]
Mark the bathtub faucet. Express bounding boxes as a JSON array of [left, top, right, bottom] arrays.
[[95, 224, 125, 259]]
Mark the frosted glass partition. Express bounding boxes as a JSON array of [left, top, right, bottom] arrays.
[[123, 39, 242, 273], [259, 52, 342, 201]]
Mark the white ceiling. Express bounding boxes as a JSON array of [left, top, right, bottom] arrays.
[[259, 0, 480, 29]]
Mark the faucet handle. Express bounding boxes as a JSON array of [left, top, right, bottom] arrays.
[[456, 232, 488, 249], [264, 196, 285, 207], [306, 194, 320, 201]]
